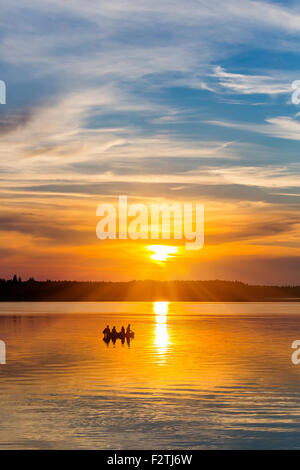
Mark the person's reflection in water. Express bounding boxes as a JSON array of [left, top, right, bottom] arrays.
[[103, 336, 130, 347]]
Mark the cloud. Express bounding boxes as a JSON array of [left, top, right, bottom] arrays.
[[207, 116, 300, 141], [213, 66, 291, 95], [0, 86, 246, 192], [2, 0, 300, 86], [208, 164, 300, 188], [11, 0, 300, 34], [0, 212, 95, 246], [10, 180, 300, 207], [0, 109, 34, 135], [206, 216, 300, 245]]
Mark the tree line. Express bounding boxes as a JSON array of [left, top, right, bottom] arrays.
[[0, 276, 300, 301]]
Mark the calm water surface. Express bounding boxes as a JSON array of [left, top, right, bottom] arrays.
[[0, 301, 300, 449]]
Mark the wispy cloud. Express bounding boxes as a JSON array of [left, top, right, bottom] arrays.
[[213, 66, 291, 95], [207, 116, 300, 141]]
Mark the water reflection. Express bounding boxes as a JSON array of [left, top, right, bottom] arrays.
[[2, 302, 300, 449], [154, 301, 168, 323], [103, 336, 131, 347], [153, 302, 170, 360]]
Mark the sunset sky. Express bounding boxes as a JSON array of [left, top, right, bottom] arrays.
[[1, 0, 300, 283]]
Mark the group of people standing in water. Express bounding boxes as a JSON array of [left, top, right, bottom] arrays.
[[103, 324, 132, 337]]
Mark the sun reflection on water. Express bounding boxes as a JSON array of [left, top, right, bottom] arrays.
[[153, 302, 170, 359]]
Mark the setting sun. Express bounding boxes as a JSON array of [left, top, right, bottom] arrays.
[[146, 245, 178, 262]]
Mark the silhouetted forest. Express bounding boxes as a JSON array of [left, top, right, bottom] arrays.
[[0, 276, 300, 301]]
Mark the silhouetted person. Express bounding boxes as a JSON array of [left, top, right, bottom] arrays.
[[111, 335, 117, 345], [103, 336, 110, 346], [103, 325, 110, 336], [126, 324, 131, 335], [112, 326, 117, 336], [121, 326, 125, 335]]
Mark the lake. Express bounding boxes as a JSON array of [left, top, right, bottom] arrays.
[[0, 301, 300, 449]]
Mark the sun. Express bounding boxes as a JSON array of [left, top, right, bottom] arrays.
[[146, 245, 178, 261]]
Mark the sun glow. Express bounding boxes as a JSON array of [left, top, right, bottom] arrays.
[[147, 245, 178, 261]]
